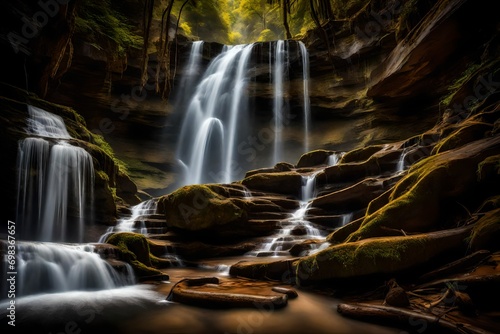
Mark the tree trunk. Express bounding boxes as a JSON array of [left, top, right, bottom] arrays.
[[282, 0, 292, 39]]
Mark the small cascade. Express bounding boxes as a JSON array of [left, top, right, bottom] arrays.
[[273, 40, 286, 164], [14, 242, 135, 297], [328, 152, 344, 166], [341, 212, 353, 226], [397, 148, 408, 173], [249, 171, 323, 257], [98, 199, 160, 243], [298, 41, 311, 154], [176, 43, 255, 185], [16, 106, 94, 243]]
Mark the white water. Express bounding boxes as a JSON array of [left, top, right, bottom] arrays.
[[176, 44, 255, 185], [15, 242, 135, 297], [341, 212, 354, 226], [11, 105, 136, 299], [299, 41, 311, 154], [273, 40, 286, 164], [175, 41, 205, 111], [17, 106, 94, 243], [397, 148, 409, 173], [249, 171, 323, 257], [328, 152, 344, 166], [99, 199, 159, 243]]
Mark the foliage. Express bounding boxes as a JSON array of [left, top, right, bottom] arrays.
[[75, 0, 142, 56]]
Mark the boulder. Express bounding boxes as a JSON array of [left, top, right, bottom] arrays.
[[296, 149, 333, 167], [344, 136, 500, 242], [296, 226, 472, 285], [158, 185, 247, 231], [241, 171, 303, 196]]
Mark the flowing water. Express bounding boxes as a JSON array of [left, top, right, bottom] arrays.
[[175, 44, 255, 185], [299, 41, 311, 154], [248, 171, 324, 257], [4, 105, 136, 302], [16, 106, 94, 243], [175, 40, 311, 186]]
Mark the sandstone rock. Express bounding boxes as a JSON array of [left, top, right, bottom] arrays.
[[241, 171, 303, 197], [296, 149, 333, 168]]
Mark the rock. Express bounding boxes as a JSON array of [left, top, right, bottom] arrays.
[[170, 278, 288, 309], [241, 171, 303, 196], [230, 259, 296, 282], [384, 279, 410, 307], [345, 136, 500, 242], [296, 149, 333, 167], [432, 121, 493, 154], [296, 226, 472, 285], [311, 178, 385, 212], [105, 232, 169, 277], [158, 185, 247, 231], [272, 287, 298, 299], [468, 208, 500, 251], [340, 145, 385, 164]]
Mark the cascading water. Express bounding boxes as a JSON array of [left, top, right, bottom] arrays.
[[174, 40, 312, 185], [99, 198, 159, 243], [248, 171, 323, 257], [328, 152, 344, 166], [299, 41, 311, 154], [174, 41, 204, 111], [16, 242, 135, 296], [6, 105, 136, 300], [16, 106, 94, 243], [273, 40, 286, 164], [176, 43, 255, 185]]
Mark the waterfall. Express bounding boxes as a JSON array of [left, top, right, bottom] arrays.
[[175, 41, 204, 110], [16, 106, 94, 243], [176, 43, 255, 185], [15, 242, 135, 297], [299, 41, 311, 154], [273, 40, 286, 164], [174, 40, 313, 185]]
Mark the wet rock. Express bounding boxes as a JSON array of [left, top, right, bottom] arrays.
[[158, 184, 247, 231], [296, 149, 333, 167], [272, 287, 298, 299], [296, 226, 472, 285], [170, 278, 289, 309], [242, 171, 303, 197]]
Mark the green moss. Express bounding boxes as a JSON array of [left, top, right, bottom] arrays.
[[160, 184, 246, 231], [339, 145, 384, 164], [432, 122, 492, 154], [91, 133, 129, 173], [106, 232, 163, 277], [477, 155, 500, 182], [297, 234, 429, 281], [468, 208, 500, 251], [75, 0, 142, 57]]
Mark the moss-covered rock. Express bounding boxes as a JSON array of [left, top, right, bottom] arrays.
[[105, 232, 167, 277], [468, 208, 500, 251], [296, 149, 333, 168], [241, 171, 303, 196], [344, 136, 500, 242], [158, 184, 247, 231], [339, 145, 385, 164], [432, 121, 493, 154], [296, 226, 471, 285]]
